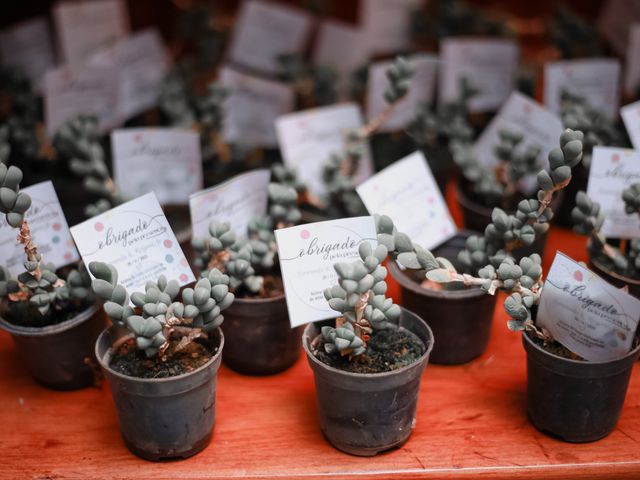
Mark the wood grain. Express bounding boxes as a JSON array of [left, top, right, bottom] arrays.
[[1, 190, 638, 479]]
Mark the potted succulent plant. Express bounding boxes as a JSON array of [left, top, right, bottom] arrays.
[[454, 128, 557, 257], [191, 180, 303, 375], [303, 241, 434, 456], [396, 129, 640, 442], [90, 261, 234, 460], [571, 187, 640, 298], [382, 130, 579, 364], [0, 164, 102, 390]]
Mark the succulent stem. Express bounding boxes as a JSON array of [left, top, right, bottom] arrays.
[[17, 220, 41, 281]]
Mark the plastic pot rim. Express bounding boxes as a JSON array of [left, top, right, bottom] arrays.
[[302, 307, 434, 380], [0, 301, 101, 337], [588, 250, 640, 288], [522, 330, 640, 368], [95, 324, 225, 385]]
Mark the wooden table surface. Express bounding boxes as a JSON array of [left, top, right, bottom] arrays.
[[2, 194, 640, 479]]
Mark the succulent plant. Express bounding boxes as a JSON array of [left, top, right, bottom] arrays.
[[53, 115, 124, 218], [277, 53, 338, 108], [90, 261, 234, 358], [571, 187, 640, 279], [192, 172, 301, 296], [373, 129, 584, 343], [320, 57, 415, 219], [455, 129, 542, 209], [0, 165, 94, 323], [159, 69, 237, 168], [319, 241, 402, 358], [560, 91, 625, 169]]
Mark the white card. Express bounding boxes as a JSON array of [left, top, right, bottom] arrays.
[[0, 17, 56, 90], [587, 147, 640, 239], [275, 216, 377, 327], [53, 0, 129, 65], [544, 59, 621, 119], [44, 64, 120, 137], [219, 66, 294, 148], [439, 38, 519, 113], [598, 0, 640, 56], [70, 192, 195, 292], [360, 0, 421, 54], [538, 252, 640, 362], [622, 100, 640, 151], [312, 20, 370, 97], [472, 92, 563, 169], [112, 128, 202, 206], [366, 54, 438, 133], [89, 29, 169, 121], [356, 151, 456, 250], [625, 24, 640, 95], [189, 169, 270, 240], [0, 181, 79, 276], [227, 0, 312, 76], [276, 102, 374, 198]]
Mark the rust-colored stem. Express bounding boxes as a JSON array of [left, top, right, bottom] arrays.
[[17, 220, 41, 281], [359, 95, 406, 138]]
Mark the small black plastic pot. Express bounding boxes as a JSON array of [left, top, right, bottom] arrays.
[[523, 332, 640, 442], [0, 302, 105, 390], [95, 325, 224, 461], [456, 184, 549, 259], [303, 307, 434, 456], [222, 294, 303, 375], [388, 232, 496, 365], [589, 255, 640, 299]]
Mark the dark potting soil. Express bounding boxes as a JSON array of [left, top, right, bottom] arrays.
[[527, 331, 585, 361], [314, 328, 426, 374], [109, 335, 220, 379], [527, 330, 640, 362]]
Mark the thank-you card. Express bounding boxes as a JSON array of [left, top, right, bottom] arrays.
[[189, 169, 270, 240], [275, 216, 377, 327], [0, 181, 79, 276], [356, 151, 456, 250], [70, 192, 195, 292], [538, 252, 640, 362], [587, 147, 640, 239]]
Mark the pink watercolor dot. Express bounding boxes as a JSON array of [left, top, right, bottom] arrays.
[[523, 104, 532, 114], [64, 252, 73, 261], [612, 154, 620, 163], [52, 223, 62, 231], [67, 239, 75, 247], [180, 258, 188, 267], [300, 229, 310, 240], [94, 222, 104, 232], [574, 271, 583, 282], [179, 274, 188, 283], [163, 239, 173, 248]]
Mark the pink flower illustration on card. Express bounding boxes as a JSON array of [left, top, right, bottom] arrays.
[[300, 229, 310, 240], [573, 270, 583, 282], [94, 222, 104, 232]]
